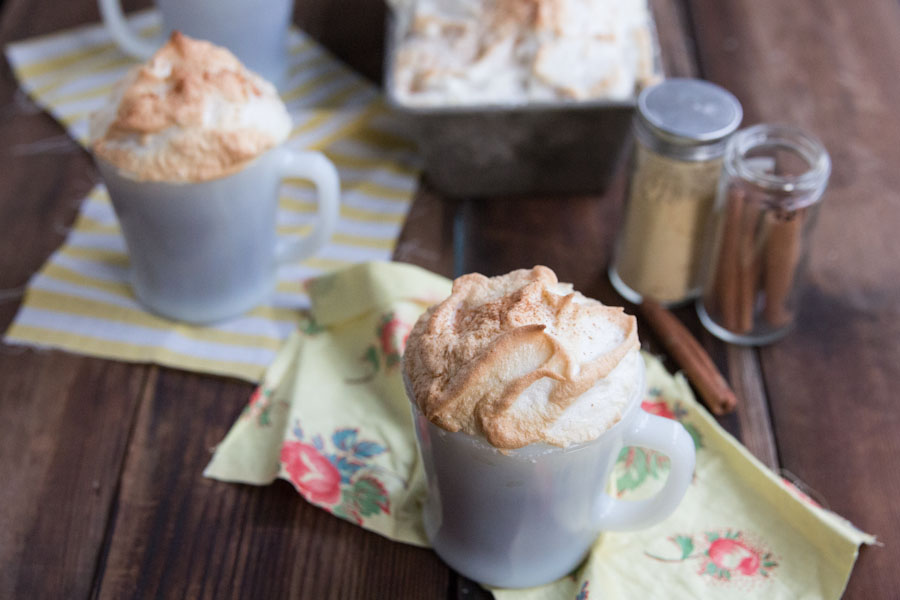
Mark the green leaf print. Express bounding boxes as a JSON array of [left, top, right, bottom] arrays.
[[351, 476, 390, 517], [616, 447, 669, 494], [363, 345, 380, 374], [683, 423, 704, 450], [300, 318, 326, 335], [674, 535, 694, 559], [616, 448, 649, 492]]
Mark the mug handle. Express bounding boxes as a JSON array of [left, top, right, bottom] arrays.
[[274, 149, 341, 264], [594, 411, 696, 530], [98, 0, 162, 59]]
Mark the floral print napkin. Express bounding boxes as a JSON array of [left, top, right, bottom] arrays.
[[204, 261, 875, 599], [204, 261, 450, 544]]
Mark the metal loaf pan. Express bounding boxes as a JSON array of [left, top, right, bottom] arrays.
[[383, 11, 663, 198]]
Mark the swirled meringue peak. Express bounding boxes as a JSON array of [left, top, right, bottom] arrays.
[[90, 32, 292, 182], [404, 266, 641, 449]]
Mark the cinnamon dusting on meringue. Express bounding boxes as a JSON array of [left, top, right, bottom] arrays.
[[404, 266, 641, 449], [90, 32, 292, 182]]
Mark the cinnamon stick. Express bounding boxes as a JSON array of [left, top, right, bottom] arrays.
[[735, 192, 763, 333], [639, 299, 738, 415], [763, 208, 805, 327], [711, 185, 745, 331]]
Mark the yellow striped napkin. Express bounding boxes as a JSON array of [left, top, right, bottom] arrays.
[[3, 10, 420, 381]]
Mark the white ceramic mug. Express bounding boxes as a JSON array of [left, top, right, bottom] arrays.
[[406, 361, 696, 589], [98, 0, 294, 88], [96, 147, 339, 323]]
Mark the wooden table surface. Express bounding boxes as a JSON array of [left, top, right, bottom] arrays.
[[1, 0, 897, 598]]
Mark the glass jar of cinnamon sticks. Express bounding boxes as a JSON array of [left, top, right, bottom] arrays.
[[696, 124, 831, 345]]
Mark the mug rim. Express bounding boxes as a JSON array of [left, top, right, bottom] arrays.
[[404, 350, 647, 457]]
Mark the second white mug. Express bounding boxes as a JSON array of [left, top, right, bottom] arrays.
[[98, 0, 294, 88]]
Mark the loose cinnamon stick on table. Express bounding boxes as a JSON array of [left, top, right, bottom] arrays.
[[639, 299, 738, 415]]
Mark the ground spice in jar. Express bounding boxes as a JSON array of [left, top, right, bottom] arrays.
[[614, 146, 723, 303], [609, 79, 742, 306]]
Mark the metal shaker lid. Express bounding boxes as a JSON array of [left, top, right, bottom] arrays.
[[636, 78, 743, 159]]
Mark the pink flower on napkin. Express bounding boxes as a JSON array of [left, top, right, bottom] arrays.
[[707, 537, 761, 576], [347, 312, 413, 384], [641, 400, 676, 420], [645, 529, 777, 582], [281, 441, 341, 504], [379, 313, 412, 364]]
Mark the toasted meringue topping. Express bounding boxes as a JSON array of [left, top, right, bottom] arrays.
[[90, 32, 292, 182], [389, 0, 660, 106], [404, 266, 641, 449]]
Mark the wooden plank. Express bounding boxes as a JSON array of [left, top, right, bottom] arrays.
[[688, 0, 900, 596], [392, 183, 457, 279], [727, 347, 778, 469], [0, 352, 147, 599], [455, 185, 624, 295], [650, 0, 701, 78], [95, 369, 450, 599], [0, 3, 150, 598], [293, 0, 386, 84]]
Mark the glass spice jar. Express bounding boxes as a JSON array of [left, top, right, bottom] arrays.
[[696, 124, 831, 345], [609, 78, 743, 306]]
